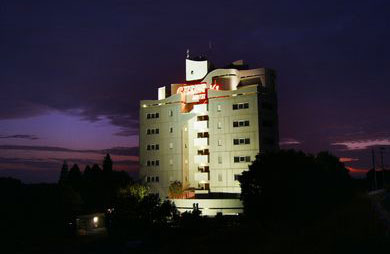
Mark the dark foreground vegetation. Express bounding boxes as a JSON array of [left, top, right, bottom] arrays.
[[1, 150, 390, 253]]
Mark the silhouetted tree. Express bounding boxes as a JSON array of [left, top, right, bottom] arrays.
[[68, 164, 82, 190], [103, 153, 113, 173], [58, 160, 69, 185], [239, 150, 354, 225], [83, 164, 102, 180]]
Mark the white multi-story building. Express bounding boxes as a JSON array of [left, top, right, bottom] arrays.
[[139, 56, 279, 215]]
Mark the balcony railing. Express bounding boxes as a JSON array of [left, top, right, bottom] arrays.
[[194, 120, 208, 131], [194, 137, 209, 147], [194, 155, 209, 165], [194, 172, 209, 182]]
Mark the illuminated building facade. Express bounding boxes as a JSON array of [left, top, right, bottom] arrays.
[[139, 55, 279, 215]]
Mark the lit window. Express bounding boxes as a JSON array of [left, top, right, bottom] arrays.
[[218, 139, 222, 146], [217, 105, 221, 112], [218, 122, 222, 129], [169, 143, 173, 149]]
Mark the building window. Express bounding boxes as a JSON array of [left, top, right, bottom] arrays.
[[146, 112, 160, 119], [217, 122, 222, 129], [146, 176, 150, 182], [234, 156, 251, 163], [156, 176, 159, 182], [169, 110, 173, 116], [151, 177, 155, 182], [218, 139, 222, 146], [234, 174, 240, 181], [218, 174, 222, 182], [233, 138, 250, 145], [170, 127, 173, 133], [217, 105, 221, 112], [146, 160, 160, 167], [198, 132, 209, 138], [169, 143, 173, 149], [169, 159, 173, 165], [233, 120, 249, 128], [233, 102, 249, 110], [147, 144, 159, 150], [197, 115, 209, 121], [218, 156, 222, 164], [146, 128, 159, 135]]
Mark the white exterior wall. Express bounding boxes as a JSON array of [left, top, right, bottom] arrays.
[[139, 64, 278, 203]]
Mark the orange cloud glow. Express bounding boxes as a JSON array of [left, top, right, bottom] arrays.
[[339, 157, 359, 163], [346, 166, 368, 174]]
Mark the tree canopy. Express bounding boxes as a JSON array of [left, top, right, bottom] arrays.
[[239, 150, 354, 224]]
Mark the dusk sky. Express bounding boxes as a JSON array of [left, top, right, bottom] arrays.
[[1, 0, 389, 183]]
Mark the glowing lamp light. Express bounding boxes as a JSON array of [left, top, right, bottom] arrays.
[[93, 216, 98, 223]]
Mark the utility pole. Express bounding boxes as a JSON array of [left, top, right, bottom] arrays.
[[372, 148, 377, 190], [380, 147, 385, 188]]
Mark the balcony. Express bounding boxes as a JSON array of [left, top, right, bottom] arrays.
[[195, 189, 210, 194], [194, 120, 209, 131], [192, 104, 208, 114], [195, 172, 209, 182], [194, 155, 209, 165], [194, 137, 209, 147]]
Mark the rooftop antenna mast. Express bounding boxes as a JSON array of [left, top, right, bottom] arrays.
[[208, 41, 213, 59], [186, 49, 190, 59]]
